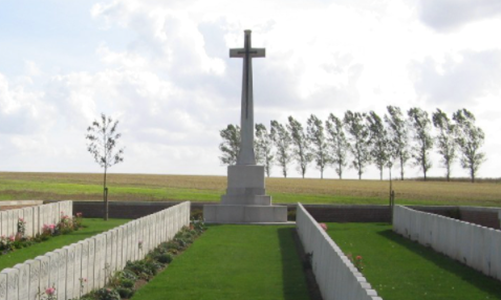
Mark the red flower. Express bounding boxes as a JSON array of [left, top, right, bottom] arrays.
[[46, 287, 56, 295], [319, 223, 328, 231]]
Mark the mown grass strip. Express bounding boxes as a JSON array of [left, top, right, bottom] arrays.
[[131, 225, 310, 300], [326, 223, 501, 300], [0, 218, 130, 270]]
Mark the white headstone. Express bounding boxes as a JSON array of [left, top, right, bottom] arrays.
[[2, 268, 19, 300], [72, 242, 83, 297], [64, 246, 75, 299], [7, 210, 16, 237], [22, 207, 33, 237], [79, 240, 89, 295], [46, 252, 59, 293], [87, 238, 96, 291], [13, 263, 29, 300], [115, 227, 123, 271], [107, 230, 116, 272], [35, 255, 50, 296], [95, 234, 106, 288], [54, 249, 67, 300], [26, 259, 40, 300], [0, 271, 7, 300]]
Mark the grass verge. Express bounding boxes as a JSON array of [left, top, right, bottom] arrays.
[[0, 218, 130, 270], [131, 225, 310, 300], [326, 223, 501, 300]]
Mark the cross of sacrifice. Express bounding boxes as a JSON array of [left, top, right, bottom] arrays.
[[229, 30, 266, 165]]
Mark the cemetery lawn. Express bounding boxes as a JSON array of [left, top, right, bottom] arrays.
[[0, 218, 129, 271], [326, 223, 501, 300], [1, 172, 501, 206], [131, 225, 311, 300]]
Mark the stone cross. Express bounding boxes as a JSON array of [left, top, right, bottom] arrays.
[[230, 30, 265, 165]]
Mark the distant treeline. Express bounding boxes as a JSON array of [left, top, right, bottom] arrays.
[[219, 106, 486, 182]]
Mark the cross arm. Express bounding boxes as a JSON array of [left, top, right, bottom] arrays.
[[229, 48, 266, 58]]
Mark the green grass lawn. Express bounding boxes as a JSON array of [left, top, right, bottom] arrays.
[[0, 218, 130, 270], [326, 223, 501, 300], [131, 225, 310, 300]]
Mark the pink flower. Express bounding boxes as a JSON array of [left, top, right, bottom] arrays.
[[49, 224, 56, 230], [319, 223, 328, 231], [76, 212, 83, 218], [18, 218, 24, 222], [8, 235, 15, 242], [45, 287, 56, 295], [356, 255, 362, 260]]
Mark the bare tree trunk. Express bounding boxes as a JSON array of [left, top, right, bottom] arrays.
[[103, 165, 108, 221]]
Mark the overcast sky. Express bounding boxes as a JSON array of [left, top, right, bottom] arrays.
[[1, 0, 501, 180]]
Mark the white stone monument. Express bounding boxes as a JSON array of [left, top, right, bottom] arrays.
[[204, 30, 287, 224]]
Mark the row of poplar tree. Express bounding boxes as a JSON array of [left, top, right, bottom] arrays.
[[218, 106, 486, 182]]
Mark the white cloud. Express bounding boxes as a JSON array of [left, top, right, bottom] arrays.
[[417, 0, 501, 32], [1, 0, 501, 179]]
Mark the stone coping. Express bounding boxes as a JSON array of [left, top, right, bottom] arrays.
[[0, 200, 44, 206]]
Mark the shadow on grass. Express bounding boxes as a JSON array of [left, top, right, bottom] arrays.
[[277, 227, 311, 300], [378, 229, 501, 299]]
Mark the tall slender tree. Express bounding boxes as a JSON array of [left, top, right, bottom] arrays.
[[86, 113, 125, 221], [407, 108, 433, 181], [306, 114, 330, 179], [326, 113, 349, 179], [287, 116, 312, 178], [432, 109, 457, 181], [270, 120, 293, 178], [255, 123, 274, 177], [343, 111, 371, 180], [218, 124, 240, 165], [452, 109, 486, 183], [366, 111, 389, 180], [384, 105, 409, 180]]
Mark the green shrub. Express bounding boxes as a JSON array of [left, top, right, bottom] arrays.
[[120, 278, 135, 288], [117, 287, 134, 298], [157, 253, 173, 264], [95, 288, 121, 300], [120, 269, 138, 282]]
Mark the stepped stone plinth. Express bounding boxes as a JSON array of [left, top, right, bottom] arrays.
[[204, 165, 287, 224]]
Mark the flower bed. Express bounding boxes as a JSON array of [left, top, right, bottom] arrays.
[[0, 212, 83, 255]]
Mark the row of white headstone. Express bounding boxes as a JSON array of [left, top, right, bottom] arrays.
[[0, 201, 73, 238], [0, 201, 191, 300], [393, 205, 501, 281], [296, 203, 382, 300]]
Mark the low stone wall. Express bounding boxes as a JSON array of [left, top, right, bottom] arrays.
[[0, 201, 72, 238], [296, 203, 382, 300], [393, 205, 501, 281], [0, 201, 190, 300]]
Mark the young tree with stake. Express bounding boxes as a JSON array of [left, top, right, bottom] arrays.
[[86, 113, 124, 221]]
